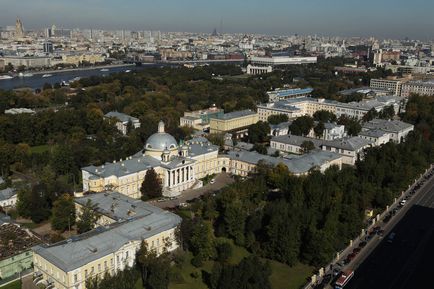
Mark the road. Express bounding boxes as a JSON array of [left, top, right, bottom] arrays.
[[148, 173, 234, 209], [345, 172, 434, 289]]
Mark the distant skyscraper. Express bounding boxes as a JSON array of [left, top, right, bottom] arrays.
[[15, 17, 24, 38]]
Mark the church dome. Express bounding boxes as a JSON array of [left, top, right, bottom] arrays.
[[144, 121, 178, 151]]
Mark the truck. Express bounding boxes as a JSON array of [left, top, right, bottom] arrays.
[[335, 270, 354, 289]]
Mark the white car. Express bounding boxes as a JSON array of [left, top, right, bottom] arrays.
[[210, 179, 215, 184], [400, 200, 406, 206]]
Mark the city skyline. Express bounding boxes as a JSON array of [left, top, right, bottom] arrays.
[[1, 0, 433, 39]]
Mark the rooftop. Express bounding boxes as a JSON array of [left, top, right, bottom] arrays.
[[0, 188, 16, 202], [104, 111, 139, 124], [213, 109, 256, 120], [362, 119, 414, 133], [0, 223, 40, 261], [34, 193, 181, 272]]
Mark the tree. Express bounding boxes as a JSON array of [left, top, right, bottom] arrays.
[[313, 110, 337, 123], [337, 115, 361, 136], [267, 114, 289, 125], [76, 199, 100, 234], [248, 121, 269, 143], [252, 143, 267, 155], [313, 122, 325, 138], [136, 241, 170, 289], [289, 116, 314, 136], [301, 140, 315, 153], [190, 219, 215, 266], [51, 193, 76, 232], [140, 168, 163, 200], [216, 241, 233, 263]]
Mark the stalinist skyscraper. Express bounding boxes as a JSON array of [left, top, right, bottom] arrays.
[[15, 17, 24, 38]]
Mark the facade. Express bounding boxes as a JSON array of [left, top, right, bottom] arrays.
[[267, 87, 314, 102], [33, 195, 181, 289], [0, 188, 17, 208], [361, 119, 414, 143], [270, 121, 291, 136], [1, 56, 51, 68], [0, 223, 40, 280], [321, 137, 373, 165], [227, 150, 342, 176], [104, 111, 140, 135], [358, 129, 391, 146], [308, 122, 346, 140], [258, 96, 403, 122], [247, 56, 317, 75], [370, 78, 404, 96], [179, 106, 224, 131], [270, 134, 323, 155], [209, 110, 258, 135], [401, 80, 434, 97], [373, 49, 400, 66], [82, 121, 225, 198]]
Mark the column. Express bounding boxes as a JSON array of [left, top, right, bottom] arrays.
[[182, 167, 185, 183], [167, 171, 170, 187], [172, 171, 176, 186], [186, 166, 189, 180]]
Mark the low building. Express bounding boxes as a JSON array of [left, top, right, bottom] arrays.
[[270, 121, 291, 136], [227, 150, 342, 176], [401, 80, 434, 97], [0, 223, 40, 280], [308, 122, 346, 141], [209, 110, 258, 137], [267, 87, 313, 102], [362, 119, 414, 143], [4, 108, 36, 115], [270, 134, 324, 155], [359, 129, 391, 146], [104, 111, 140, 135], [179, 106, 224, 131], [370, 78, 404, 96], [33, 194, 181, 289], [321, 137, 373, 165], [247, 56, 317, 74], [0, 188, 17, 208], [1, 56, 51, 68]]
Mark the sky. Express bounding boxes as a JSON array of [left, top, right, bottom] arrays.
[[1, 0, 433, 39]]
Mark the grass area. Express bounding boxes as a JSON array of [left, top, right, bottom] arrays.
[[168, 238, 314, 289], [268, 261, 314, 289], [30, 145, 51, 154], [0, 280, 21, 289], [18, 222, 40, 229]]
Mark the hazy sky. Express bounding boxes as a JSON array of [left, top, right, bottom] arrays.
[[1, 0, 433, 39]]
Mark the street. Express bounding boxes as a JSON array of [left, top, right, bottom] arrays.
[[148, 173, 234, 209], [346, 171, 434, 289]]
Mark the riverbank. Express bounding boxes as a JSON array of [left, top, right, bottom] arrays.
[[29, 63, 137, 76]]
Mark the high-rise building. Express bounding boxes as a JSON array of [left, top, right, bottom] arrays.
[[43, 41, 54, 54], [15, 17, 24, 38]]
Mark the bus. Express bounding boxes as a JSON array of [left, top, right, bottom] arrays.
[[335, 270, 354, 289]]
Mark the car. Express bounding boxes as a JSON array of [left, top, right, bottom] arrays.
[[353, 247, 361, 254], [359, 241, 367, 248], [322, 274, 332, 284], [377, 229, 385, 237], [333, 268, 341, 276], [210, 179, 215, 184], [400, 200, 407, 206], [373, 226, 381, 232]]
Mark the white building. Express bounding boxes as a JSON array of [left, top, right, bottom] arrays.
[[362, 119, 414, 143], [321, 137, 373, 165], [104, 111, 140, 135], [308, 122, 346, 140], [247, 56, 317, 75], [370, 78, 404, 96], [0, 188, 17, 208], [401, 80, 434, 97]]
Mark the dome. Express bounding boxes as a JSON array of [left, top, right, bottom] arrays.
[[144, 121, 178, 151]]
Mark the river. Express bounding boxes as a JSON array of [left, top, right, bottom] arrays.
[[0, 64, 165, 91]]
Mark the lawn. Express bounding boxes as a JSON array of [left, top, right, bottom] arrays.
[[0, 280, 21, 289], [30, 145, 51, 154], [168, 239, 314, 289]]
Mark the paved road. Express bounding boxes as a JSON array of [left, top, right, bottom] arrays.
[[346, 173, 434, 289], [148, 173, 234, 209]]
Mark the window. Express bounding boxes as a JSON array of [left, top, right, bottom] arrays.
[[98, 264, 101, 272], [104, 261, 107, 270], [85, 270, 88, 278], [74, 274, 78, 283]]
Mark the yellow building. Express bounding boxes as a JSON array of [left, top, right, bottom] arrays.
[[61, 54, 106, 66], [209, 109, 259, 135], [82, 122, 226, 198], [32, 192, 181, 289]]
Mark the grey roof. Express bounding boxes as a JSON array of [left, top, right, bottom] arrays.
[[33, 194, 181, 272], [323, 137, 373, 151], [213, 109, 256, 120], [0, 188, 16, 201], [75, 192, 155, 222], [271, 134, 323, 149], [145, 132, 178, 151], [226, 150, 341, 175], [362, 119, 414, 133], [0, 177, 4, 185], [82, 155, 162, 178], [0, 213, 11, 225], [359, 129, 389, 138], [104, 111, 139, 124], [269, 121, 292, 130]]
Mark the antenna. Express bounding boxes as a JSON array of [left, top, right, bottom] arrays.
[[220, 17, 223, 35]]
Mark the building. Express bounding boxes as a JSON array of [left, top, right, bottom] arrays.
[[270, 134, 324, 155], [33, 194, 181, 289], [0, 223, 40, 280], [104, 111, 141, 135], [227, 150, 342, 176], [247, 56, 317, 75], [43, 42, 54, 54], [267, 87, 314, 102], [258, 96, 403, 122], [401, 80, 434, 97], [308, 122, 346, 140], [373, 49, 400, 66], [270, 121, 291, 136], [358, 129, 391, 146], [0, 188, 17, 208], [1, 56, 51, 69], [82, 121, 226, 198], [4, 108, 36, 115], [321, 137, 373, 165], [179, 106, 224, 131], [370, 78, 404, 96], [362, 119, 414, 143], [209, 110, 258, 136], [15, 18, 24, 38]]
